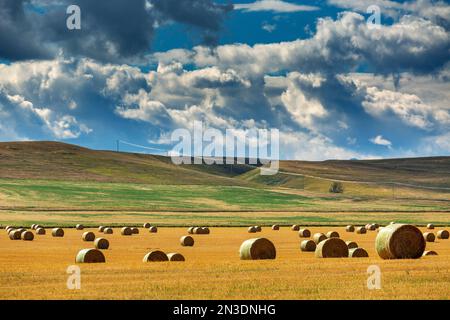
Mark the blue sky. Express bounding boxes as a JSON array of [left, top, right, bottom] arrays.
[[0, 0, 449, 160]]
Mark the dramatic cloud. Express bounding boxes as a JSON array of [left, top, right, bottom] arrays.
[[234, 0, 319, 13], [0, 0, 233, 62]]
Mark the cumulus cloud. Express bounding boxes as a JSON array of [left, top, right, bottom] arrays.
[[370, 135, 392, 147], [234, 0, 319, 13], [0, 0, 233, 62]]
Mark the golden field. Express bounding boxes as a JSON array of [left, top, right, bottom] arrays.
[[0, 226, 449, 300]]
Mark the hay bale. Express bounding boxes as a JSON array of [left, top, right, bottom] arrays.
[[427, 223, 434, 230], [291, 225, 300, 231], [423, 232, 435, 242], [187, 227, 195, 234], [16, 228, 26, 234], [36, 228, 46, 235], [76, 249, 105, 263], [437, 230, 449, 239], [143, 223, 151, 228], [201, 227, 210, 234], [31, 224, 36, 230], [21, 231, 34, 241], [76, 224, 84, 230], [272, 225, 279, 230], [346, 225, 355, 232], [422, 250, 438, 256], [94, 238, 110, 250], [52, 228, 64, 237], [5, 227, 13, 233], [315, 238, 349, 258], [167, 253, 185, 262], [312, 233, 327, 244], [375, 224, 425, 259], [180, 235, 194, 247], [356, 227, 367, 234], [254, 226, 262, 232], [300, 240, 316, 252], [82, 231, 95, 242], [98, 226, 106, 233], [298, 229, 311, 238], [9, 230, 21, 240], [193, 227, 201, 234], [103, 227, 113, 234], [345, 241, 358, 249], [367, 224, 377, 231], [248, 226, 258, 233], [121, 227, 132, 236], [143, 250, 168, 262], [131, 227, 139, 234], [149, 226, 158, 233], [326, 231, 340, 238], [239, 238, 276, 260], [349, 247, 369, 258]]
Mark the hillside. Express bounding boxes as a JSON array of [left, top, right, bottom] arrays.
[[1, 141, 449, 189]]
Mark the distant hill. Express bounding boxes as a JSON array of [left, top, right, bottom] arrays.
[[0, 141, 449, 189]]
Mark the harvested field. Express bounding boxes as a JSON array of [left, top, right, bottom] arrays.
[[0, 226, 448, 299]]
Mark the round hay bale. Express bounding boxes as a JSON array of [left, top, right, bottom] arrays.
[[52, 228, 64, 237], [187, 227, 195, 234], [346, 225, 355, 232], [21, 231, 34, 241], [143, 223, 151, 228], [143, 250, 168, 262], [312, 233, 327, 244], [422, 250, 438, 256], [201, 227, 210, 234], [31, 224, 36, 230], [5, 227, 13, 233], [367, 224, 377, 231], [315, 238, 349, 258], [298, 229, 311, 238], [356, 227, 367, 234], [193, 227, 201, 234], [167, 253, 185, 262], [121, 227, 132, 236], [75, 249, 105, 263], [131, 227, 139, 234], [149, 226, 158, 233], [271, 225, 279, 230], [94, 238, 110, 250], [82, 231, 95, 242], [76, 224, 84, 230], [254, 226, 262, 232], [437, 230, 449, 239], [300, 240, 316, 252], [291, 225, 300, 231], [375, 224, 425, 259], [326, 231, 340, 238], [98, 226, 106, 233], [9, 230, 21, 240], [426, 223, 434, 230], [349, 247, 369, 258], [103, 227, 113, 234], [239, 238, 276, 260], [345, 241, 358, 249], [423, 232, 435, 242], [36, 228, 46, 235], [16, 228, 26, 234], [248, 226, 258, 233], [180, 235, 194, 247]]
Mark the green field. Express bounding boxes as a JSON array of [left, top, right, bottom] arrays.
[[0, 141, 449, 226]]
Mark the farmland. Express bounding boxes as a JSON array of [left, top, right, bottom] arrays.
[[0, 226, 449, 299]]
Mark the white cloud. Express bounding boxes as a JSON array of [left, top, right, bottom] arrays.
[[262, 23, 277, 33], [234, 0, 319, 13], [370, 135, 392, 147]]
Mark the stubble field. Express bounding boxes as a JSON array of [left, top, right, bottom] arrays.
[[0, 226, 449, 300]]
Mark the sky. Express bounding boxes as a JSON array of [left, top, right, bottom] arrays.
[[0, 0, 449, 160]]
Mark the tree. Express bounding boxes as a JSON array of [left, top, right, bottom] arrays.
[[329, 182, 344, 193]]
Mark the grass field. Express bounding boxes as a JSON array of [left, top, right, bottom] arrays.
[[0, 226, 449, 299]]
